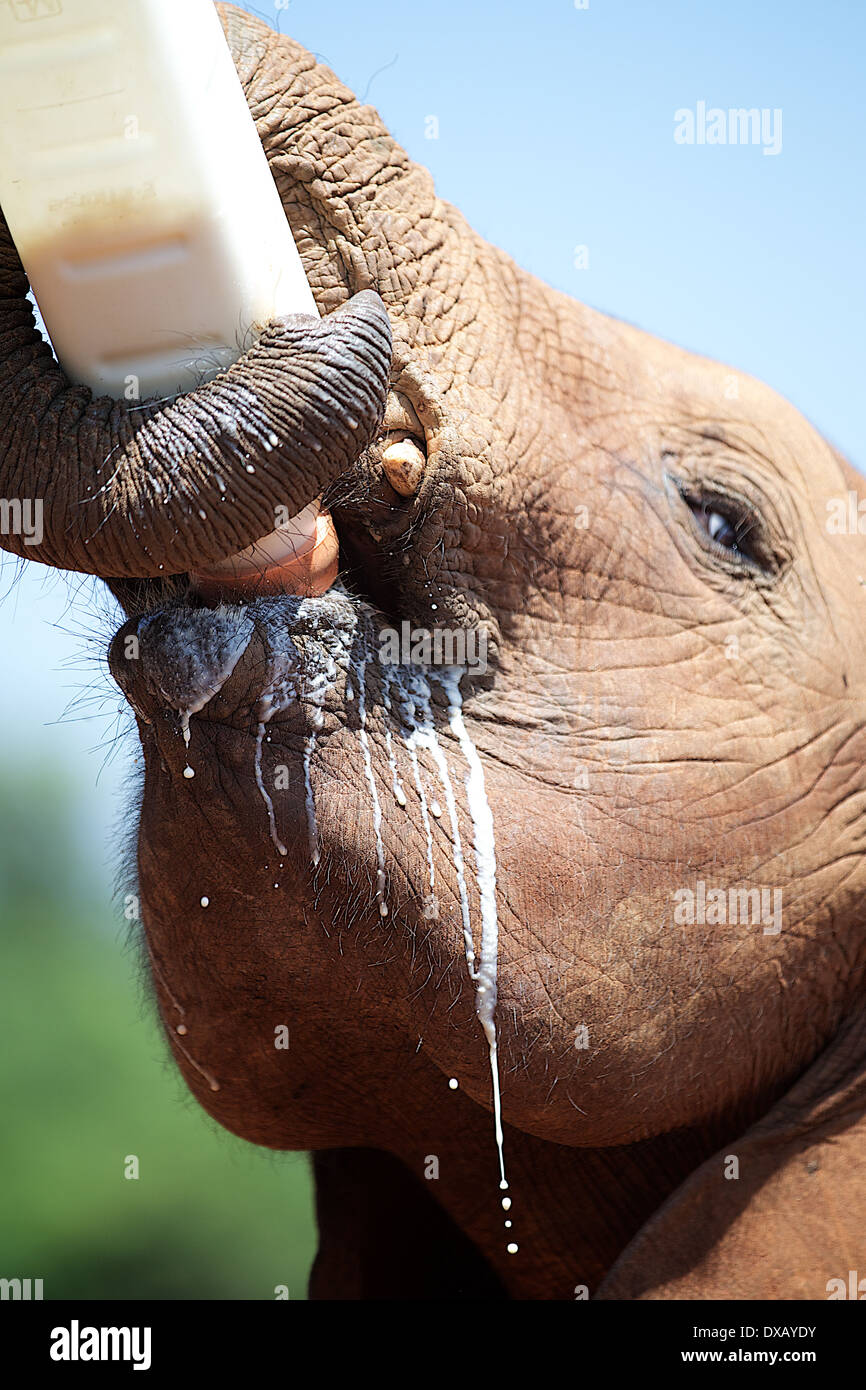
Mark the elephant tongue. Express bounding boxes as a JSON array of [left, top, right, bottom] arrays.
[[189, 502, 339, 601]]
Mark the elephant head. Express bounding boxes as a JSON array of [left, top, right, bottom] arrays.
[[3, 3, 865, 1300]]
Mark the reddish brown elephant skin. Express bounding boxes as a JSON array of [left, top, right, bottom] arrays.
[[5, 3, 866, 1299]]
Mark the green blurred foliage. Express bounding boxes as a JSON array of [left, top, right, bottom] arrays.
[[0, 763, 316, 1299]]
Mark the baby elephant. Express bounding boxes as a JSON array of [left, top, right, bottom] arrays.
[[1, 3, 864, 1300]]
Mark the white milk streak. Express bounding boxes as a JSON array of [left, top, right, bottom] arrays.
[[439, 668, 507, 1193], [251, 596, 356, 867], [253, 631, 297, 860], [380, 665, 408, 809], [180, 713, 194, 778], [394, 679, 438, 914], [146, 943, 220, 1093], [292, 600, 357, 868], [303, 727, 321, 866], [354, 650, 389, 918], [254, 722, 287, 858], [386, 661, 511, 1225], [402, 670, 476, 977], [299, 643, 340, 868]]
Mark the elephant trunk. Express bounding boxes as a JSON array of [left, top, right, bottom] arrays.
[[0, 212, 391, 578]]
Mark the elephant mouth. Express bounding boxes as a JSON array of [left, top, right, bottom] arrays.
[[109, 581, 369, 743], [106, 421, 443, 738], [109, 543, 382, 737]]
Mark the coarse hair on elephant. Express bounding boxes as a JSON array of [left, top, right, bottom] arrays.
[[2, 3, 865, 1300]]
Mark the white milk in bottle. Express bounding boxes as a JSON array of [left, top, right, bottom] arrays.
[[0, 0, 336, 593]]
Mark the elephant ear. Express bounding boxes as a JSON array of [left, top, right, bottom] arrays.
[[596, 1006, 866, 1300]]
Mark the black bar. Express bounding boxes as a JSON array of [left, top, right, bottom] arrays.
[[1, 1298, 859, 1375]]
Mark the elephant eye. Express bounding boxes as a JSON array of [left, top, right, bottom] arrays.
[[694, 504, 740, 550], [669, 473, 784, 577], [685, 495, 761, 565]]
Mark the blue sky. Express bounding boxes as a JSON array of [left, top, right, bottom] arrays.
[[266, 0, 864, 459], [2, 0, 863, 877]]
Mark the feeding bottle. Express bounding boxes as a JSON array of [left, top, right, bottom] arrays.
[[0, 0, 338, 596]]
